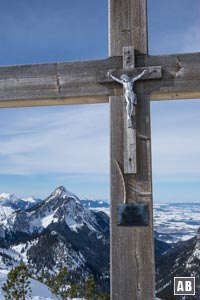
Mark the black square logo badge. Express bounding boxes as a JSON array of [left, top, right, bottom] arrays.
[[174, 277, 195, 295]]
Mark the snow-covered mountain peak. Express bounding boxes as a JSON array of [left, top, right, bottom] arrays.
[[34, 186, 98, 233], [0, 193, 40, 206], [0, 193, 19, 204], [0, 186, 109, 238], [23, 196, 38, 203], [0, 193, 10, 199], [47, 186, 79, 203], [0, 193, 41, 222], [0, 187, 110, 293]]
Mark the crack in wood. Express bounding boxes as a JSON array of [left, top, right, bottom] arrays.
[[175, 57, 184, 78], [137, 133, 150, 140], [133, 232, 141, 298], [131, 188, 151, 198], [56, 73, 61, 93], [114, 159, 127, 204]]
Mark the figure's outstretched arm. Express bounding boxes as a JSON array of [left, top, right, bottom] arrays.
[[107, 72, 123, 85], [131, 69, 147, 82]]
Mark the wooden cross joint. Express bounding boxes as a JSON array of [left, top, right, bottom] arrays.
[[97, 48, 162, 174], [120, 47, 161, 174], [97, 46, 162, 174], [122, 48, 162, 91]]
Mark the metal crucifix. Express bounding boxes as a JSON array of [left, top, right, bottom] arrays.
[[108, 69, 147, 128]]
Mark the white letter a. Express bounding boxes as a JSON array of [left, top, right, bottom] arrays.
[[177, 281, 184, 292]]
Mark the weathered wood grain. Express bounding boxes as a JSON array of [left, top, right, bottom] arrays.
[[0, 96, 108, 108], [123, 106, 137, 174], [0, 57, 119, 107], [109, 0, 148, 56], [137, 52, 200, 100], [0, 52, 200, 107], [123, 46, 135, 69], [106, 52, 200, 100], [110, 94, 155, 300], [109, 0, 155, 299]]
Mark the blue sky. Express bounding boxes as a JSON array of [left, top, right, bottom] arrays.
[[0, 0, 199, 202]]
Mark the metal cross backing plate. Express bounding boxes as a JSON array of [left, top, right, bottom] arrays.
[[117, 203, 149, 226]]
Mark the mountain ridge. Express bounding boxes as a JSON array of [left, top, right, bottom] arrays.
[[156, 234, 200, 299], [0, 186, 110, 293]]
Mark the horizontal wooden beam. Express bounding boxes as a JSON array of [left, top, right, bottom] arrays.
[[137, 52, 200, 100], [0, 57, 119, 108], [0, 96, 108, 108], [150, 91, 200, 101], [0, 52, 200, 108]]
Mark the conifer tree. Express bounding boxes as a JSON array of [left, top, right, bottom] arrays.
[[2, 264, 32, 300], [97, 292, 110, 300], [84, 275, 96, 300], [68, 283, 81, 299], [47, 267, 70, 300]]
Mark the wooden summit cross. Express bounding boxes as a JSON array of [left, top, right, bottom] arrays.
[[1, 0, 200, 299]]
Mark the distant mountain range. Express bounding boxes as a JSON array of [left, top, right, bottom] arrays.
[[0, 193, 41, 221], [1, 187, 200, 299], [0, 186, 110, 293], [0, 191, 109, 218]]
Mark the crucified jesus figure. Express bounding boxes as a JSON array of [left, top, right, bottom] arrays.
[[108, 69, 147, 127]]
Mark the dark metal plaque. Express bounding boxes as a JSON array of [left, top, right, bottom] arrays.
[[117, 203, 149, 226]]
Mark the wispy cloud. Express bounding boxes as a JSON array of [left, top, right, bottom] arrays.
[[0, 104, 109, 176]]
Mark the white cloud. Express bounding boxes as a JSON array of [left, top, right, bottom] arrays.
[[1, 99, 200, 185], [0, 104, 109, 175]]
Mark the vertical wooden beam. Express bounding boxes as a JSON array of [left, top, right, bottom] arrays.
[[109, 0, 155, 300], [109, 0, 148, 56], [123, 46, 137, 174]]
